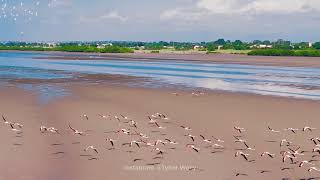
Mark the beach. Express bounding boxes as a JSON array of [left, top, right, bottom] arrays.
[[2, 0, 320, 179], [1, 83, 320, 180]]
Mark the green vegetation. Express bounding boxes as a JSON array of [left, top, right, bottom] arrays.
[[0, 44, 133, 53], [314, 42, 320, 50], [1, 39, 320, 57], [150, 50, 160, 53], [248, 49, 320, 57]]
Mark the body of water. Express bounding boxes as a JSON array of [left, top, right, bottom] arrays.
[[1, 52, 320, 100]]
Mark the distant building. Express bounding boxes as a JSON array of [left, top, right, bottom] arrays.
[[309, 42, 313, 48], [44, 42, 57, 48], [193, 45, 203, 50], [217, 45, 223, 50], [97, 43, 113, 49], [250, 44, 272, 49]]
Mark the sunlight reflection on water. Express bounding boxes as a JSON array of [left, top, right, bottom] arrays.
[[1, 52, 320, 101]]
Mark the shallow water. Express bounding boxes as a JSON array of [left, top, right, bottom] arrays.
[[1, 52, 320, 101]]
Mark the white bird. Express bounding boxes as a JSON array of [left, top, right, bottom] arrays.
[[235, 151, 249, 161], [243, 142, 255, 151], [289, 147, 304, 156], [119, 128, 131, 135], [98, 114, 109, 119], [212, 136, 224, 143], [268, 126, 280, 133], [123, 140, 141, 148], [200, 135, 212, 143], [282, 154, 296, 163], [2, 115, 10, 125], [185, 134, 195, 141], [154, 122, 166, 129], [84, 146, 98, 153], [280, 139, 292, 147], [136, 132, 148, 138], [68, 124, 84, 135], [234, 136, 246, 143], [81, 114, 89, 120], [154, 140, 167, 146], [47, 127, 59, 134], [303, 126, 316, 132], [308, 167, 320, 172], [311, 137, 320, 145], [313, 148, 320, 154], [299, 160, 315, 167], [10, 122, 23, 129], [11, 128, 21, 132], [234, 126, 245, 133], [147, 116, 157, 124], [40, 126, 47, 133], [164, 138, 178, 144], [106, 138, 116, 147], [9, 123, 21, 132], [180, 125, 192, 131], [125, 120, 138, 128], [120, 114, 129, 120], [151, 147, 165, 155], [284, 128, 299, 134], [186, 144, 200, 153], [261, 152, 275, 158], [140, 139, 155, 147], [209, 143, 224, 148]]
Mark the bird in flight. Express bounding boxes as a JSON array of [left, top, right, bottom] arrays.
[[268, 126, 280, 133], [68, 124, 85, 135], [261, 152, 275, 158], [84, 146, 98, 153], [234, 126, 245, 133]]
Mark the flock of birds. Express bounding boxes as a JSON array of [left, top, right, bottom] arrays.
[[2, 108, 320, 179], [0, 0, 59, 37], [1, 0, 41, 22]]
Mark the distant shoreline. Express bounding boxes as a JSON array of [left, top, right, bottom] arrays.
[[2, 50, 320, 68]]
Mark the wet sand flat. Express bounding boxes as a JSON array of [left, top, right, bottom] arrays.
[[2, 50, 318, 68], [1, 84, 320, 180], [28, 51, 320, 68]]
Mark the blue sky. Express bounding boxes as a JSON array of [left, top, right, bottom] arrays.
[[1, 0, 320, 42]]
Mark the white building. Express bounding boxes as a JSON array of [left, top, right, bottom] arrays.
[[97, 43, 113, 49], [193, 45, 203, 50], [250, 44, 273, 49]]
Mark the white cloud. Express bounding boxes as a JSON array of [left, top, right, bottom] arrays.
[[160, 0, 320, 22], [160, 8, 207, 21], [100, 11, 128, 22], [197, 0, 320, 14], [76, 11, 128, 24]]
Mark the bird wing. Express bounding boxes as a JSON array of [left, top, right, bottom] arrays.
[[268, 153, 274, 158], [155, 122, 160, 127], [2, 115, 7, 122], [68, 124, 76, 132], [241, 154, 248, 161], [135, 142, 140, 148], [193, 147, 199, 153], [200, 135, 205, 140], [191, 136, 195, 141], [243, 142, 249, 148]]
